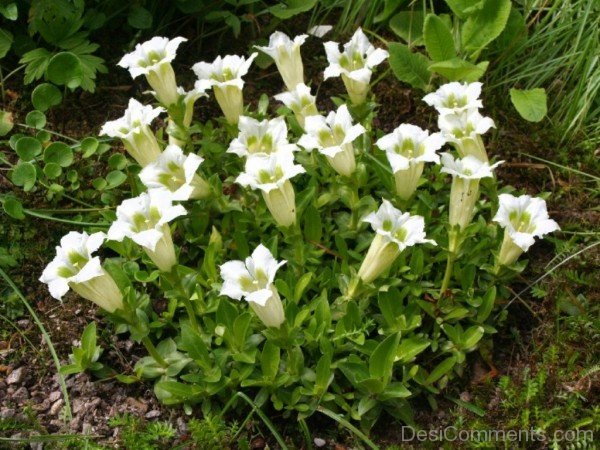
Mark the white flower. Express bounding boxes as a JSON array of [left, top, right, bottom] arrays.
[[255, 31, 307, 90], [228, 116, 297, 157], [308, 25, 333, 38], [236, 152, 305, 227], [423, 82, 483, 116], [438, 109, 495, 161], [108, 192, 187, 272], [139, 145, 209, 201], [274, 83, 318, 129], [441, 153, 503, 232], [177, 86, 207, 127], [298, 104, 365, 177], [39, 232, 123, 312], [323, 28, 388, 104], [118, 36, 187, 106], [494, 194, 559, 264], [358, 200, 435, 283], [376, 124, 445, 199], [220, 244, 286, 328], [193, 53, 257, 124], [100, 98, 164, 166]]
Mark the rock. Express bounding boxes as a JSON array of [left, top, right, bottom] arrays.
[[6, 367, 25, 385], [48, 391, 61, 403], [82, 422, 93, 434], [0, 408, 15, 419], [13, 386, 29, 402], [50, 399, 64, 416], [73, 399, 85, 414], [314, 437, 327, 447], [17, 319, 30, 329], [460, 391, 471, 402], [126, 397, 148, 414], [145, 410, 161, 419]]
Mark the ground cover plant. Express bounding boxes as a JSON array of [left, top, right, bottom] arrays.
[[0, 1, 598, 449]]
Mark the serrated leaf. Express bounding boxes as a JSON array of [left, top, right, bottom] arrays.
[[510, 88, 547, 122], [444, 0, 483, 19], [20, 48, 52, 84], [388, 43, 431, 91], [389, 11, 424, 46], [423, 14, 456, 62], [461, 0, 511, 54]]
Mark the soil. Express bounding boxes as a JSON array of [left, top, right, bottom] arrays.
[[1, 21, 599, 450]]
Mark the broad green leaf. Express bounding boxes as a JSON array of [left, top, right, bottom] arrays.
[[444, 0, 483, 19], [461, 325, 485, 349], [260, 341, 280, 380], [12, 162, 37, 190], [105, 170, 127, 189], [0, 28, 13, 58], [0, 110, 13, 136], [43, 162, 62, 179], [388, 43, 431, 91], [477, 286, 496, 323], [315, 352, 332, 392], [461, 0, 511, 54], [15, 137, 42, 161], [375, 0, 402, 23], [428, 58, 488, 82], [510, 88, 547, 122], [303, 205, 322, 242], [269, 0, 317, 19], [0, 3, 18, 21], [425, 356, 456, 384], [423, 14, 456, 62], [80, 137, 99, 157], [495, 8, 526, 50], [25, 110, 46, 129], [108, 153, 127, 170], [3, 197, 25, 220], [369, 333, 401, 383], [44, 142, 73, 167], [31, 83, 63, 111], [294, 272, 313, 303], [128, 5, 153, 29], [397, 337, 430, 363], [80, 323, 97, 359], [389, 11, 424, 46], [46, 52, 83, 88]]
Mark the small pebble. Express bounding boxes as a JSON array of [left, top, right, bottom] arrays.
[[7, 367, 25, 385]]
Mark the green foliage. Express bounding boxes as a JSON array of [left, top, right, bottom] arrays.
[[509, 88, 548, 123], [108, 414, 176, 450]]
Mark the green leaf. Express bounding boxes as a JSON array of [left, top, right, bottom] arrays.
[[423, 14, 456, 62], [80, 137, 99, 157], [0, 110, 14, 136], [495, 8, 526, 50], [388, 43, 431, 91], [0, 3, 18, 21], [0, 28, 13, 58], [389, 11, 424, 46], [315, 352, 332, 393], [509, 88, 547, 122], [397, 337, 430, 363], [20, 48, 52, 85], [425, 356, 456, 384], [105, 170, 127, 189], [461, 325, 485, 349], [260, 342, 280, 380], [15, 137, 42, 161], [369, 333, 401, 383], [269, 0, 317, 19], [32, 83, 63, 111], [43, 162, 62, 179], [428, 58, 488, 82], [108, 153, 127, 170], [294, 272, 313, 303], [461, 0, 511, 54], [128, 5, 153, 29], [80, 322, 97, 359], [3, 197, 25, 220], [303, 205, 322, 242], [44, 142, 74, 167], [12, 162, 37, 190], [46, 52, 83, 88], [25, 110, 46, 129], [444, 0, 483, 19], [476, 286, 496, 323], [375, 0, 402, 23]]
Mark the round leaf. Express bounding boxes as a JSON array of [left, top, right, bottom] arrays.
[[105, 170, 127, 189], [510, 88, 547, 123], [12, 162, 37, 190], [36, 130, 51, 142], [46, 52, 83, 89], [67, 169, 78, 182], [108, 153, 127, 170], [0, 110, 14, 136], [3, 197, 25, 220], [80, 137, 99, 158], [31, 83, 63, 112], [92, 177, 107, 190], [15, 136, 42, 161], [44, 142, 74, 167], [25, 110, 46, 129], [128, 5, 153, 29], [43, 162, 62, 179]]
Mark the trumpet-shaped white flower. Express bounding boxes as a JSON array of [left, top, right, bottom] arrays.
[[298, 104, 365, 177], [100, 99, 164, 167], [177, 86, 207, 127], [376, 124, 445, 200], [324, 28, 389, 104], [39, 232, 123, 313], [255, 31, 307, 90], [139, 145, 209, 201], [493, 194, 560, 266], [438, 109, 495, 161], [193, 53, 257, 124], [423, 82, 483, 116], [274, 83, 318, 129], [228, 116, 297, 157], [166, 86, 208, 147], [441, 153, 503, 233], [236, 151, 305, 227], [220, 244, 286, 328], [118, 36, 187, 106], [108, 192, 187, 272], [358, 200, 435, 283]]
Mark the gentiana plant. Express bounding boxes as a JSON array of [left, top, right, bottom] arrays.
[[39, 31, 559, 429]]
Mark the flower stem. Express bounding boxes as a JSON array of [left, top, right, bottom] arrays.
[[142, 336, 168, 368], [165, 269, 201, 335]]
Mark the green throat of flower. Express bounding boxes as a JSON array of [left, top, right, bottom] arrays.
[[339, 51, 365, 72], [394, 139, 421, 158], [138, 50, 165, 68], [239, 268, 269, 291], [157, 162, 186, 191], [444, 93, 468, 109], [58, 251, 89, 278], [247, 134, 274, 153], [132, 207, 161, 232], [258, 166, 284, 184], [509, 210, 533, 233]]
